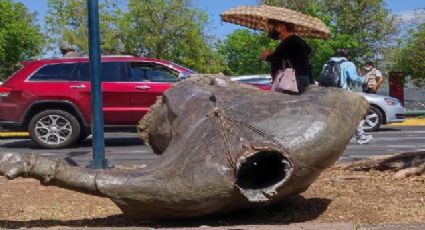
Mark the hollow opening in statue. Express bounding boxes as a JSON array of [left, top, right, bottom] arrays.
[[236, 151, 290, 190]]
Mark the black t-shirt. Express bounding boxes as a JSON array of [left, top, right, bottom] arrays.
[[266, 35, 313, 84]]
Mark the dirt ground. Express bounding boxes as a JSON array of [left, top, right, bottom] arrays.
[[0, 165, 424, 229]]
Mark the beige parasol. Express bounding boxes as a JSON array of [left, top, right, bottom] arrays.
[[220, 5, 330, 39]]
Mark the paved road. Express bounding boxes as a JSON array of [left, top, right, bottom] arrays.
[[341, 125, 425, 162], [1, 125, 424, 167], [0, 133, 155, 167]]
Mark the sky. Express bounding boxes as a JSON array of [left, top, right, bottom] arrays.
[[16, 0, 425, 39]]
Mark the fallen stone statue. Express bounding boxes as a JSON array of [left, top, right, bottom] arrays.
[[0, 74, 368, 219]]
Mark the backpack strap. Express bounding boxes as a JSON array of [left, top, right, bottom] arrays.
[[326, 58, 346, 66], [337, 59, 347, 64]]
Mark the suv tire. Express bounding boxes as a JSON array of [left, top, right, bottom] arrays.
[[28, 110, 81, 149]]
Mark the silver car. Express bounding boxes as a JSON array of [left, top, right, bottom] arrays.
[[360, 93, 405, 131], [230, 75, 272, 85], [231, 75, 406, 131]]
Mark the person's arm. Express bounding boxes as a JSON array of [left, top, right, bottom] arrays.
[[260, 50, 272, 61], [375, 70, 384, 90], [263, 41, 288, 63], [265, 51, 279, 63], [347, 62, 363, 84]]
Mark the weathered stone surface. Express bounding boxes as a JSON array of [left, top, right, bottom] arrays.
[[0, 74, 368, 220]]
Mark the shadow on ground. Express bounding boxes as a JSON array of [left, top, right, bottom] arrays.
[[0, 195, 331, 228], [374, 127, 402, 132], [63, 151, 92, 166]]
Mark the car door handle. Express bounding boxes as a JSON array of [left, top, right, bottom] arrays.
[[135, 85, 151, 90], [70, 84, 87, 89]]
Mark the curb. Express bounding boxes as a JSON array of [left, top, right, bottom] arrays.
[[385, 118, 425, 126], [0, 132, 29, 138]]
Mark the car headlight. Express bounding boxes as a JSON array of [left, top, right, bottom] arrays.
[[384, 98, 400, 106]]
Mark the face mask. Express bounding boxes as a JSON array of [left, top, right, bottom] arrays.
[[364, 66, 372, 71], [268, 30, 280, 40]]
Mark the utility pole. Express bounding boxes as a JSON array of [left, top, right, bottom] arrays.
[[88, 0, 108, 169]]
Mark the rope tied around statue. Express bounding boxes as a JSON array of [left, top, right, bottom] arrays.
[[207, 107, 289, 177]]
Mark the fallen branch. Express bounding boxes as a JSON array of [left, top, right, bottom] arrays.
[[342, 151, 425, 178]]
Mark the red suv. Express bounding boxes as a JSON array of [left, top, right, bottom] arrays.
[[0, 56, 195, 148]]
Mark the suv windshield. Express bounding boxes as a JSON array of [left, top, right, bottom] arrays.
[[169, 62, 197, 74]]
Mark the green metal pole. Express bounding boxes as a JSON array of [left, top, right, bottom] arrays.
[[88, 0, 108, 169]]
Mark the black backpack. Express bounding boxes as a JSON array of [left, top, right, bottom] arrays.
[[318, 59, 346, 87]]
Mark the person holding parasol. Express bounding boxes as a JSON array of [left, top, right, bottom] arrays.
[[221, 5, 330, 94]]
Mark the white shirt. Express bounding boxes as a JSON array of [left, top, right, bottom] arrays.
[[375, 69, 383, 79]]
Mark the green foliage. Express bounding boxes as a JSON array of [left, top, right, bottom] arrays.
[[45, 0, 123, 55], [383, 9, 425, 86], [259, 0, 317, 14], [322, 0, 398, 64], [216, 29, 277, 75], [0, 0, 43, 80], [396, 22, 425, 86], [308, 34, 358, 78], [232, 0, 398, 78], [45, 0, 225, 73], [121, 0, 226, 73]]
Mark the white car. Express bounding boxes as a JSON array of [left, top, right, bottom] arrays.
[[231, 75, 406, 131], [230, 75, 272, 85], [359, 93, 405, 131]]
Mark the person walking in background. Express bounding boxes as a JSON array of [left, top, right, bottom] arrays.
[[362, 61, 384, 94], [323, 48, 363, 90], [329, 48, 373, 144], [259, 19, 314, 94]]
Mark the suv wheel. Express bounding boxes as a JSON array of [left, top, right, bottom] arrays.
[[363, 106, 383, 132], [28, 110, 81, 149]]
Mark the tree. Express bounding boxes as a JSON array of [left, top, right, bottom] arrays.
[[321, 0, 398, 64], [45, 0, 123, 55], [258, 0, 317, 14], [120, 0, 225, 73], [216, 29, 277, 76], [45, 0, 225, 73], [395, 23, 425, 86], [386, 9, 425, 86], [254, 0, 398, 78], [0, 0, 43, 80]]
